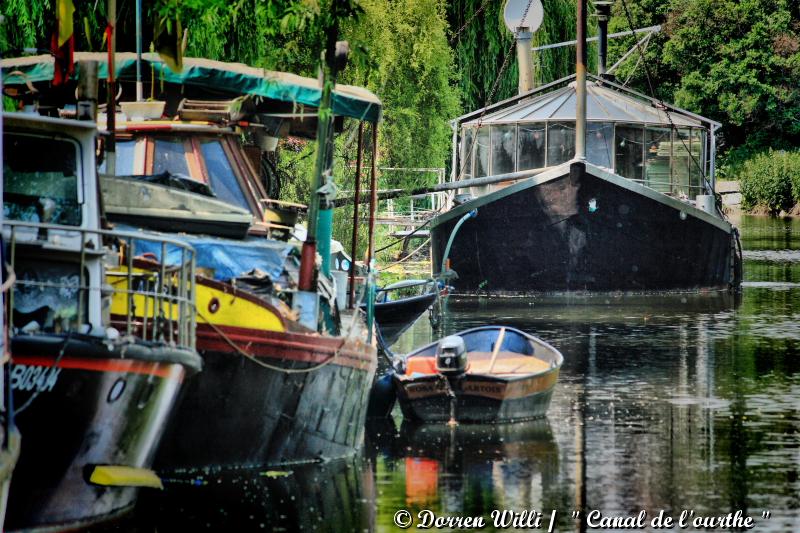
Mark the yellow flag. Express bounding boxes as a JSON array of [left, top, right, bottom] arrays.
[[57, 0, 76, 47], [154, 16, 183, 73]]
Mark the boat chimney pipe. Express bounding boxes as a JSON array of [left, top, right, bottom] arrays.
[[76, 61, 99, 122], [595, 1, 612, 76], [516, 29, 534, 94], [575, 0, 587, 160]]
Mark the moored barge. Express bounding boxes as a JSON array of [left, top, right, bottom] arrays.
[[430, 1, 741, 294], [0, 53, 383, 470], [2, 112, 201, 531]]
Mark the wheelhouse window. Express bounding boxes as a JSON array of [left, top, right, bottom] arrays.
[[200, 140, 251, 210], [547, 122, 575, 166], [587, 122, 613, 169], [490, 125, 516, 175], [474, 127, 490, 178], [99, 139, 137, 175], [12, 259, 87, 333], [460, 128, 475, 179], [615, 124, 644, 182], [3, 133, 81, 226], [153, 137, 191, 177], [517, 123, 546, 171], [672, 129, 692, 197], [645, 127, 672, 193], [690, 129, 705, 193]]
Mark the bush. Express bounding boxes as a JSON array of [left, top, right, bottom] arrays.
[[738, 150, 800, 214]]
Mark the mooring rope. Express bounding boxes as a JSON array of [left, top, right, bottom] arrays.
[[192, 281, 371, 374]]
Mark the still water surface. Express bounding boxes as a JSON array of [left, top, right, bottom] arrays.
[[121, 216, 798, 532]]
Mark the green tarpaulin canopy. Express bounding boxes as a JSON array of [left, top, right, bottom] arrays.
[[1, 52, 382, 123]]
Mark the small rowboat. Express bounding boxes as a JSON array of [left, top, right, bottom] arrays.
[[372, 279, 438, 345], [393, 326, 563, 424]]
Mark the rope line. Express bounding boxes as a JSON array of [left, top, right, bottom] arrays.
[[454, 0, 536, 184], [192, 283, 371, 374], [619, 0, 709, 189], [378, 239, 431, 272]]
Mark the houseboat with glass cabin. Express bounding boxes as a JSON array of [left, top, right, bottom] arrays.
[[431, 75, 742, 293]]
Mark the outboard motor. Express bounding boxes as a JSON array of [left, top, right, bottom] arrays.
[[435, 336, 467, 376]]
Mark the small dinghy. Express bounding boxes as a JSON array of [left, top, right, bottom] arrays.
[[366, 279, 438, 346], [393, 326, 562, 423]]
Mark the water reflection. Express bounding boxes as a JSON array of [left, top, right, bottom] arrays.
[[366, 419, 567, 530], [124, 459, 374, 532], [378, 215, 799, 532], [101, 216, 799, 532]]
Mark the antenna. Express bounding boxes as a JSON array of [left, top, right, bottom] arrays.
[[504, 0, 544, 94], [503, 0, 544, 33]]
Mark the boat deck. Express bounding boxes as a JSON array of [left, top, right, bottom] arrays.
[[405, 351, 551, 377]]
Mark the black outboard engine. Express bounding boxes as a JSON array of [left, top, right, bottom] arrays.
[[435, 336, 467, 376]]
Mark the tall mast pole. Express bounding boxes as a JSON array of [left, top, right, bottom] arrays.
[[575, 0, 587, 160], [348, 122, 364, 309], [298, 4, 343, 291], [135, 0, 143, 101], [106, 0, 117, 174]]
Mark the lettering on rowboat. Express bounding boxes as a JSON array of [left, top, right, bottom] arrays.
[[402, 371, 560, 401], [10, 364, 62, 393]]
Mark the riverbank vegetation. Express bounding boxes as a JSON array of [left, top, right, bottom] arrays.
[[738, 151, 800, 216]]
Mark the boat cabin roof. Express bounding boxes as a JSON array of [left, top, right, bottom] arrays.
[[1, 52, 382, 123], [99, 118, 236, 135], [464, 80, 704, 129]]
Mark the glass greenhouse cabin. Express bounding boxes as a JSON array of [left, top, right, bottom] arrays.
[[430, 76, 741, 293], [457, 78, 719, 199]]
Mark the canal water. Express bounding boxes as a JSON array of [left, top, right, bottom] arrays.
[[116, 215, 798, 532]]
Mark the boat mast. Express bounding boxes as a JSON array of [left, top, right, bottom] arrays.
[[299, 6, 345, 291], [575, 0, 587, 160], [135, 0, 143, 101], [106, 0, 117, 174]]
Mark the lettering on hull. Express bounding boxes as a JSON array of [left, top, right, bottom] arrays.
[[10, 364, 62, 393]]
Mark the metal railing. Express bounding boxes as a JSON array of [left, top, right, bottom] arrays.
[[3, 221, 196, 349], [378, 191, 449, 226]]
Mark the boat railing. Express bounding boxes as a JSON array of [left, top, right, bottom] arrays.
[[2, 220, 197, 350]]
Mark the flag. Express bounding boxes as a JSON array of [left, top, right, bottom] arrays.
[[154, 16, 183, 73], [51, 0, 76, 85]]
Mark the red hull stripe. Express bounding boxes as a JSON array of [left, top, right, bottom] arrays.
[[11, 356, 181, 379], [195, 323, 376, 371]]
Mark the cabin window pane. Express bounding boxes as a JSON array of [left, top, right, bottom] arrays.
[[3, 133, 81, 226], [99, 140, 136, 175], [672, 129, 692, 198], [547, 122, 575, 166], [475, 127, 490, 178], [587, 122, 614, 169], [153, 138, 191, 177], [645, 127, 672, 193], [12, 259, 87, 332], [690, 129, 704, 192], [461, 128, 475, 179], [200, 140, 251, 210], [517, 123, 546, 170], [615, 125, 644, 182], [490, 125, 516, 175]]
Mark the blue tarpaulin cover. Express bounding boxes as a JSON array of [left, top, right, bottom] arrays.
[[119, 226, 297, 281]]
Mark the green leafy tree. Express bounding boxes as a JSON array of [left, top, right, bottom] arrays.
[[447, 0, 584, 113]]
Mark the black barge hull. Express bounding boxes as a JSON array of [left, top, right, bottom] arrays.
[[6, 334, 200, 532], [373, 291, 437, 345], [431, 162, 740, 293], [155, 326, 377, 470]]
